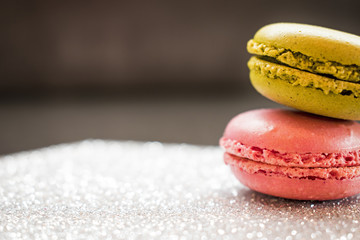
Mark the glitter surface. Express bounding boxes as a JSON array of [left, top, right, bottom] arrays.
[[1, 140, 360, 239]]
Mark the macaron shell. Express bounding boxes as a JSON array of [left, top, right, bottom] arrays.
[[223, 109, 360, 153], [230, 165, 360, 200], [253, 23, 360, 65], [250, 68, 360, 120]]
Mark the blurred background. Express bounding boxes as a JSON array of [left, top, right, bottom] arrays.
[[1, 0, 360, 154]]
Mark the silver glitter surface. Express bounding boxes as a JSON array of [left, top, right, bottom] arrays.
[[1, 140, 360, 240]]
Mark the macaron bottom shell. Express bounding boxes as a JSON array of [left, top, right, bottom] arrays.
[[231, 165, 360, 200], [230, 164, 360, 201], [250, 70, 360, 120]]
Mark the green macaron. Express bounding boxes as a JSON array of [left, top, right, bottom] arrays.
[[247, 23, 360, 120]]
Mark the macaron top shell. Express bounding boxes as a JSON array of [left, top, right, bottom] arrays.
[[252, 23, 360, 65], [223, 109, 360, 153]]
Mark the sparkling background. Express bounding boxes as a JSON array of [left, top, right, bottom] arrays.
[[0, 140, 359, 240]]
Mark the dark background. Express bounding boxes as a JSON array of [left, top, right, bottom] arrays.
[[1, 0, 360, 154]]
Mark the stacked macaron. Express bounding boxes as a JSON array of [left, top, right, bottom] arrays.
[[220, 23, 360, 200]]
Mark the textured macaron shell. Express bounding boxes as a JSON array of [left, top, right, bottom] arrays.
[[248, 56, 360, 120], [250, 71, 360, 121], [222, 109, 360, 153], [248, 56, 360, 97], [220, 138, 360, 168], [248, 57, 360, 120], [247, 40, 360, 82], [229, 163, 360, 200], [253, 23, 360, 66]]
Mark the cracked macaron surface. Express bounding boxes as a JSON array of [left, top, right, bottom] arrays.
[[247, 23, 360, 120], [248, 57, 360, 97], [247, 40, 360, 82], [220, 109, 360, 200]]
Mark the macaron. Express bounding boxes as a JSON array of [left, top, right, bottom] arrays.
[[220, 109, 360, 200], [247, 23, 360, 120]]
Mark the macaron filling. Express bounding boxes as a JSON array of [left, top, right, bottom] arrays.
[[220, 138, 360, 168], [248, 56, 360, 97], [247, 39, 360, 82], [224, 153, 360, 180]]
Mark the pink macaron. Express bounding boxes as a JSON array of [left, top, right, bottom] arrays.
[[220, 109, 360, 200]]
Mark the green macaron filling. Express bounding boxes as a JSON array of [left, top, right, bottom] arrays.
[[247, 40, 360, 83], [248, 56, 360, 98]]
